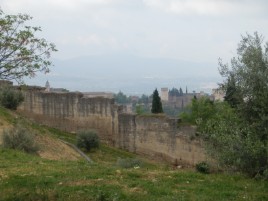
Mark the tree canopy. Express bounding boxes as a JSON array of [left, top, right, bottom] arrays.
[[182, 32, 268, 178], [114, 91, 129, 104], [0, 9, 57, 82], [169, 87, 183, 97], [219, 32, 268, 141]]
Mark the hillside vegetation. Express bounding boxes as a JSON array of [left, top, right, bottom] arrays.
[[0, 107, 267, 201]]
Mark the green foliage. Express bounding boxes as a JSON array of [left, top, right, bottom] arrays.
[[169, 87, 184, 97], [169, 87, 180, 97], [135, 104, 144, 115], [184, 33, 268, 178], [116, 158, 142, 169], [0, 9, 57, 82], [180, 97, 216, 129], [223, 74, 243, 108], [0, 86, 24, 110], [151, 88, 163, 114], [217, 32, 268, 177], [114, 91, 130, 104], [196, 162, 210, 174], [138, 94, 150, 104], [184, 96, 268, 177], [201, 105, 267, 177], [2, 125, 39, 153], [76, 131, 100, 152]]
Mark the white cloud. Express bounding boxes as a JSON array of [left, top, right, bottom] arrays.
[[143, 0, 266, 16], [1, 0, 132, 12], [76, 34, 102, 46], [143, 0, 230, 15]]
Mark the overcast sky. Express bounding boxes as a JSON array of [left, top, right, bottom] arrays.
[[1, 0, 268, 94]]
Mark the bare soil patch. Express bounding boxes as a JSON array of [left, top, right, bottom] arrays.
[[0, 117, 80, 161], [35, 134, 81, 161]]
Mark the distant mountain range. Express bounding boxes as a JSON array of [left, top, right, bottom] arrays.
[[25, 55, 222, 95]]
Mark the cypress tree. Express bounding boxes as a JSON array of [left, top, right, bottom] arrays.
[[151, 89, 163, 113]]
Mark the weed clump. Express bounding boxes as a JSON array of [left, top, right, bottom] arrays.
[[196, 161, 210, 174], [76, 131, 99, 152], [2, 125, 39, 153], [116, 158, 142, 169], [0, 86, 24, 110]]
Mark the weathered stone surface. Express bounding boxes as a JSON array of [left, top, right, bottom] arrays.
[[18, 90, 207, 166]]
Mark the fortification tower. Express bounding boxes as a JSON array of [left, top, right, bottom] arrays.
[[161, 87, 169, 101]]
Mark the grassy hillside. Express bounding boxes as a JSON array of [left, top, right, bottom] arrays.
[[0, 107, 267, 201]]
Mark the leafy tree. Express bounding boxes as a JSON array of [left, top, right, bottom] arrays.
[[223, 73, 243, 108], [181, 32, 268, 177], [169, 87, 179, 97], [138, 94, 149, 104], [219, 32, 268, 141], [151, 88, 163, 113], [169, 87, 183, 97], [180, 97, 215, 129], [114, 91, 129, 104], [0, 9, 57, 82], [189, 32, 268, 177]]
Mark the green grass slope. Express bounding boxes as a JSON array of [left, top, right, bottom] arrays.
[[0, 107, 267, 201]]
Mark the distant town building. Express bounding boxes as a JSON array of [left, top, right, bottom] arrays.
[[45, 81, 69, 93], [212, 88, 225, 101], [45, 81, 50, 92], [161, 87, 211, 111], [161, 88, 169, 101], [129, 96, 139, 102]]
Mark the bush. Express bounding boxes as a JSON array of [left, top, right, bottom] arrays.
[[76, 131, 99, 152], [116, 158, 142, 169], [2, 125, 39, 153], [196, 161, 210, 174], [0, 86, 24, 110]]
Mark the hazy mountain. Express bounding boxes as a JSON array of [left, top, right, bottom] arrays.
[[25, 55, 222, 95]]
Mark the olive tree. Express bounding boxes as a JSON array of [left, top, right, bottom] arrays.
[[214, 32, 268, 177], [219, 32, 268, 142], [0, 9, 57, 82], [183, 33, 268, 177]]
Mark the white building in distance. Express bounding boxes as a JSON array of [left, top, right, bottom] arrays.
[[161, 88, 169, 101]]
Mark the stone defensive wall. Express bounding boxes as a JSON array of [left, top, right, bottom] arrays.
[[117, 114, 206, 165], [18, 88, 207, 166]]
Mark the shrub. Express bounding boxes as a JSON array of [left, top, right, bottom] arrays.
[[2, 125, 39, 153], [76, 131, 99, 152], [0, 86, 24, 110], [116, 158, 142, 169], [196, 162, 210, 174]]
